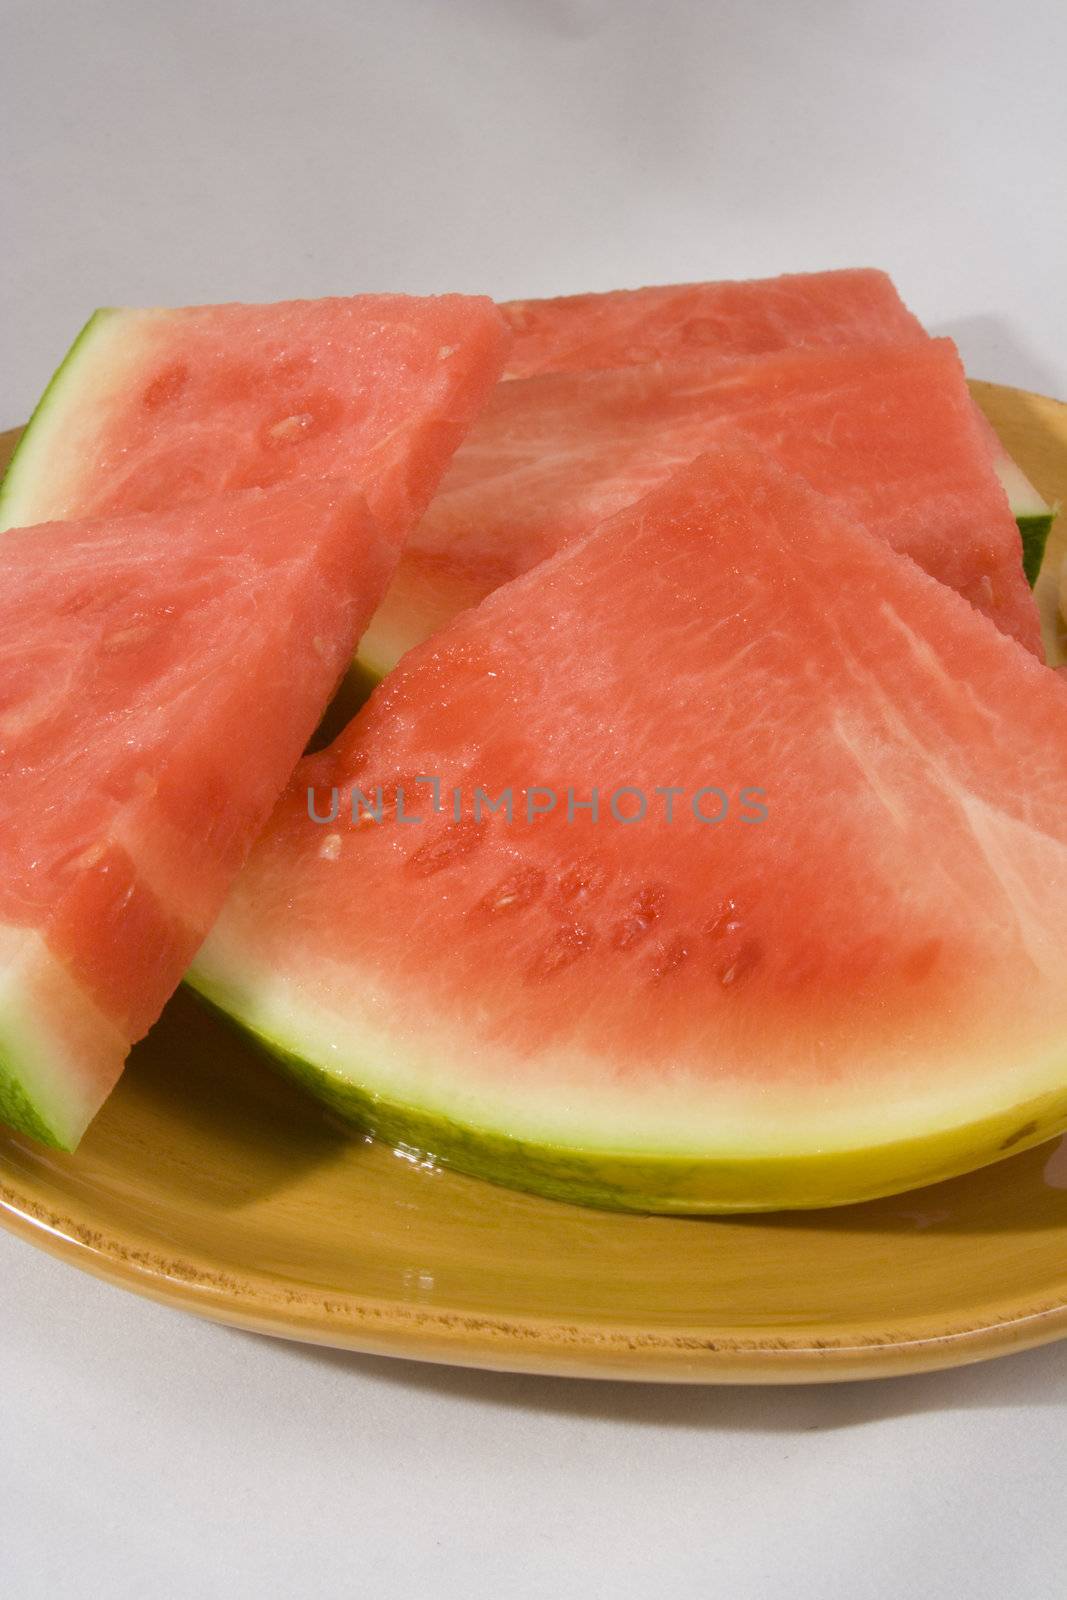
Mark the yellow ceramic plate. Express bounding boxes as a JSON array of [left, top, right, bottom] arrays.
[[2, 382, 1067, 1385]]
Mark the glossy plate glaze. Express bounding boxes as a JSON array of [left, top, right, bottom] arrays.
[[2, 381, 1067, 1384]]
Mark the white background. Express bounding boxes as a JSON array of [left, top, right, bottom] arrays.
[[3, 2, 1067, 1595]]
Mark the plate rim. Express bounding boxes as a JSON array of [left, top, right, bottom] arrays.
[[6, 1167, 1067, 1383]]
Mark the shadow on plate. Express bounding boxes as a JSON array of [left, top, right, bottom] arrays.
[[53, 987, 357, 1211], [114, 989, 1067, 1239]]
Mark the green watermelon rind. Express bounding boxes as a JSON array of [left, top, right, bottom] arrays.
[[1019, 507, 1059, 587], [0, 309, 121, 530], [989, 445, 1057, 586], [1032, 488, 1067, 664], [0, 1048, 67, 1149], [186, 971, 1067, 1214], [0, 949, 105, 1152]]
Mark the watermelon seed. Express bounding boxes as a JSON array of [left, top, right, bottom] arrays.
[[972, 574, 995, 610], [704, 897, 743, 940], [475, 866, 546, 917], [651, 935, 693, 982], [406, 823, 483, 877], [319, 833, 342, 861], [554, 859, 610, 908], [717, 940, 762, 987], [140, 362, 189, 410], [528, 923, 595, 982], [73, 841, 108, 871], [269, 412, 314, 442], [612, 883, 668, 949]]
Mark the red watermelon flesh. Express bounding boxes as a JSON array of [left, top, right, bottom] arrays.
[[192, 446, 1067, 1213], [0, 480, 396, 1150], [500, 269, 1056, 576], [500, 268, 925, 378], [0, 294, 510, 545], [358, 339, 1042, 675]]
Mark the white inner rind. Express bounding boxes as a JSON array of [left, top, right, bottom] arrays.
[[0, 308, 162, 532], [0, 925, 127, 1148], [993, 449, 1051, 519], [189, 931, 1067, 1161]]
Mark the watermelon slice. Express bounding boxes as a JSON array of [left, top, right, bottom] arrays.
[[0, 481, 396, 1150], [993, 442, 1057, 585], [0, 294, 509, 544], [358, 339, 1042, 677], [501, 268, 1055, 565], [499, 267, 926, 376], [191, 446, 1067, 1213]]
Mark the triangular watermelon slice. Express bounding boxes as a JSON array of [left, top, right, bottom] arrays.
[[501, 268, 1055, 571], [358, 339, 1042, 676], [0, 481, 396, 1150], [0, 294, 510, 544], [192, 445, 1067, 1213], [500, 267, 926, 376]]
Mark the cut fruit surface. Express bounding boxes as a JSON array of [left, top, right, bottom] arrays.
[[0, 482, 396, 1149], [192, 447, 1067, 1213], [500, 269, 1055, 566], [358, 339, 1041, 675], [500, 268, 926, 377], [0, 294, 509, 544]]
